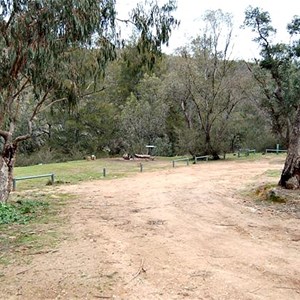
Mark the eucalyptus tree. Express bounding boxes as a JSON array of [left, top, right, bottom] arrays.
[[167, 10, 247, 158], [244, 7, 300, 188], [120, 74, 169, 154], [44, 97, 119, 158], [0, 0, 178, 202]]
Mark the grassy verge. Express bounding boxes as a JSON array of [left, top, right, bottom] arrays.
[[0, 192, 71, 266], [12, 154, 287, 191], [225, 152, 287, 161], [13, 157, 189, 191]]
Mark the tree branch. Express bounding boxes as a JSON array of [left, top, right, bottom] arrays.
[[116, 18, 135, 26], [81, 86, 105, 98], [39, 97, 67, 113], [14, 121, 32, 144], [30, 91, 51, 121], [0, 130, 9, 141], [11, 78, 30, 122]]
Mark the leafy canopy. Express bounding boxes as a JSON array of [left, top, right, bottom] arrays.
[[0, 0, 178, 137]]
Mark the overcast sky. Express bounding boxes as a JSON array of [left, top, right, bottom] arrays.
[[116, 0, 300, 60]]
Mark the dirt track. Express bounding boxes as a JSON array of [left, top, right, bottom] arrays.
[[1, 157, 300, 299]]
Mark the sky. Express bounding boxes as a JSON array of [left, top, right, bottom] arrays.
[[116, 0, 300, 60]]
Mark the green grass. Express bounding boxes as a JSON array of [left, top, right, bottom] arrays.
[[225, 152, 287, 161], [13, 157, 186, 191], [263, 169, 281, 177], [0, 192, 71, 265], [0, 200, 49, 225]]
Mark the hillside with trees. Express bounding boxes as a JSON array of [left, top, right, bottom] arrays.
[[0, 0, 179, 202], [1, 1, 300, 201]]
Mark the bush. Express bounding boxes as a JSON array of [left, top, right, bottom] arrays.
[[16, 149, 56, 166], [153, 136, 173, 156]]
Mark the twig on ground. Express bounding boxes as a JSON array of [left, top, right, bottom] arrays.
[[16, 267, 34, 275], [126, 258, 146, 285], [209, 255, 234, 259], [29, 249, 59, 255]]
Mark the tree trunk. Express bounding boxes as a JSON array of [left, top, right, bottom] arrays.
[[0, 157, 10, 203], [205, 131, 220, 160], [0, 143, 17, 202], [279, 105, 300, 188]]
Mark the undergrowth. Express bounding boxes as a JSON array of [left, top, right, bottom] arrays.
[[255, 184, 287, 203], [0, 193, 70, 266], [0, 200, 49, 225]]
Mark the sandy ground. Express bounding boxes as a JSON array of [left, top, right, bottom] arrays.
[[0, 157, 299, 299]]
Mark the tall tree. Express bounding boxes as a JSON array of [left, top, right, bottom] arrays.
[[0, 0, 178, 202], [120, 74, 169, 154], [244, 7, 300, 188], [166, 10, 245, 158]]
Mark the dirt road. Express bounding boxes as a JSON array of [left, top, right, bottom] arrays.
[[1, 158, 299, 299]]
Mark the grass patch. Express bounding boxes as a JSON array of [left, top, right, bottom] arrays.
[[0, 192, 71, 265], [255, 184, 287, 203], [13, 157, 181, 191], [225, 152, 287, 162], [225, 152, 263, 161], [0, 200, 49, 225], [263, 169, 281, 178]]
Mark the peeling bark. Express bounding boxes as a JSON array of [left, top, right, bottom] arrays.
[[0, 158, 10, 203], [0, 141, 18, 202], [279, 105, 300, 189]]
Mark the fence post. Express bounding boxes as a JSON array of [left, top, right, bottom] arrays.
[[51, 173, 55, 184], [13, 179, 16, 191], [187, 159, 189, 166], [276, 144, 280, 154], [172, 161, 175, 168], [140, 163, 143, 172], [103, 168, 106, 177]]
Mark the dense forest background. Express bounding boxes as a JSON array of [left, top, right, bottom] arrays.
[[1, 0, 299, 204], [2, 7, 298, 167]]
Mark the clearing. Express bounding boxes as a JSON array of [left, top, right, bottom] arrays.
[[0, 156, 299, 299]]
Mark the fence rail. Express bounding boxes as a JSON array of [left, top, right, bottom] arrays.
[[194, 155, 209, 163], [13, 173, 55, 191], [172, 158, 190, 168], [265, 149, 287, 154]]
